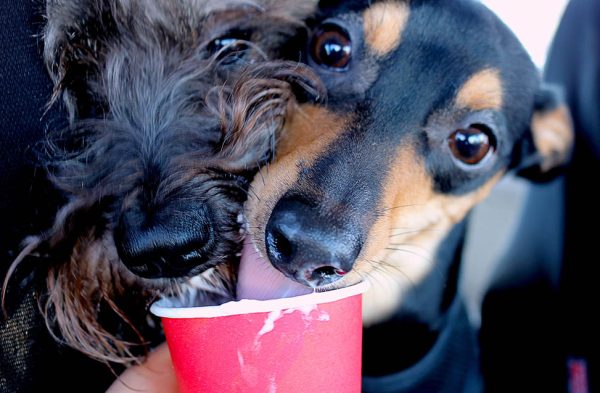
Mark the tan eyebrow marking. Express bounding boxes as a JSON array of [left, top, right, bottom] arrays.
[[363, 2, 410, 56], [455, 68, 504, 111]]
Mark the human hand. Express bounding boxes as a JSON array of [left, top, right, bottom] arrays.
[[106, 342, 178, 393]]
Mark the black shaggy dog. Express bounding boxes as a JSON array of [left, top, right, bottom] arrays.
[[2, 0, 322, 366]]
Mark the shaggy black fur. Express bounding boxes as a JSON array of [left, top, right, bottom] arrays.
[[3, 0, 322, 365]]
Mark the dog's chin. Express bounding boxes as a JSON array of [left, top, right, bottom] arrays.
[[162, 266, 236, 308], [123, 256, 216, 281], [119, 256, 235, 305]]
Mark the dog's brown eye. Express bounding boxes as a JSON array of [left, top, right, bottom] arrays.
[[311, 24, 352, 70], [448, 125, 496, 165]]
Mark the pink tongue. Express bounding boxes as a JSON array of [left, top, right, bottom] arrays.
[[236, 237, 312, 300]]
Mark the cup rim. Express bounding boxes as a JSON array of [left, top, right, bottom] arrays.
[[150, 281, 369, 319]]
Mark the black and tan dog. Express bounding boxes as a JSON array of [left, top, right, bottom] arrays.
[[242, 0, 573, 391]]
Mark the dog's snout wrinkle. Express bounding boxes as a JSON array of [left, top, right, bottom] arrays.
[[265, 197, 361, 287]]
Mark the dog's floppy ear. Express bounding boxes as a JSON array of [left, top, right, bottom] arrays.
[[513, 84, 574, 181]]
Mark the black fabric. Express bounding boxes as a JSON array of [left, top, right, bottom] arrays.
[[547, 0, 599, 389], [481, 279, 566, 393], [0, 1, 116, 391], [0, 1, 62, 261], [362, 298, 482, 393], [481, 0, 599, 391]]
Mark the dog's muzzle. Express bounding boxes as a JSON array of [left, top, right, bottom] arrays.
[[264, 196, 362, 287], [114, 200, 215, 279]]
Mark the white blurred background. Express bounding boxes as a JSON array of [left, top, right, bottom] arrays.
[[482, 0, 570, 68]]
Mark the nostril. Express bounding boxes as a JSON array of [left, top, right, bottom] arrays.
[[312, 266, 347, 280], [335, 268, 347, 276]]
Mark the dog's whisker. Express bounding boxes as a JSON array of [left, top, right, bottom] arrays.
[[363, 259, 417, 291], [255, 160, 267, 186], [383, 245, 448, 284], [247, 185, 262, 202], [387, 228, 442, 238], [387, 241, 431, 252], [384, 247, 434, 265], [381, 203, 421, 212]]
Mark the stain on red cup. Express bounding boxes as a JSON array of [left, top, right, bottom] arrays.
[[151, 281, 369, 393]]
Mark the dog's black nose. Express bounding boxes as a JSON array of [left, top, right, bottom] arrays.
[[114, 204, 213, 279], [265, 197, 361, 287]]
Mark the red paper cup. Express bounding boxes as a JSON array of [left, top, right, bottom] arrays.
[[151, 281, 369, 393]]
